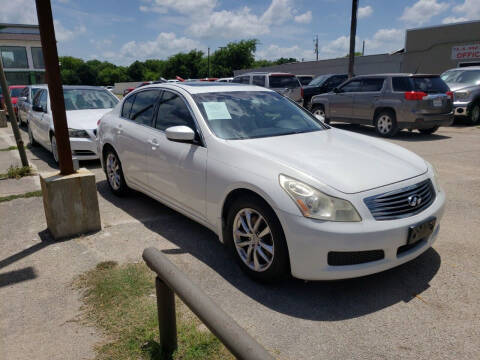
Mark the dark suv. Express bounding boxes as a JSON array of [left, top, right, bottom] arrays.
[[311, 74, 454, 137], [303, 74, 348, 109]]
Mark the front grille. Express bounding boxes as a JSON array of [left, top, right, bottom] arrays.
[[397, 239, 426, 256], [364, 179, 435, 221], [328, 250, 384, 266]]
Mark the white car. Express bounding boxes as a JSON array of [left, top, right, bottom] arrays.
[[216, 77, 234, 83], [28, 86, 119, 162], [97, 82, 445, 282]]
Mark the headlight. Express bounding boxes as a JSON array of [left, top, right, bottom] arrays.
[[428, 162, 441, 193], [68, 128, 89, 138], [279, 174, 361, 222], [454, 91, 469, 101]]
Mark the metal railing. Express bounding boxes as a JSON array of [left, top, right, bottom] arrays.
[[143, 247, 275, 360]]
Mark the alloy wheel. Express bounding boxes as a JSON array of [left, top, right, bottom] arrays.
[[377, 115, 393, 134], [313, 108, 325, 118], [233, 208, 274, 272], [51, 136, 59, 163], [106, 152, 121, 191]]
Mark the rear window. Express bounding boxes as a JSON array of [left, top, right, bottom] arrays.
[[268, 75, 299, 89], [232, 76, 250, 84], [298, 76, 313, 86], [392, 77, 449, 93]]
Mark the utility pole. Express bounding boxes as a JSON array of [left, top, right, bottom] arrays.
[[314, 35, 319, 61], [207, 47, 210, 78], [0, 58, 29, 167], [35, 0, 74, 175], [348, 0, 359, 78], [362, 40, 365, 56]]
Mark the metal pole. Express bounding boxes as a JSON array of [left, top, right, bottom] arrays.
[[348, 0, 359, 78], [143, 247, 274, 360], [0, 58, 29, 167], [362, 40, 365, 56], [315, 35, 319, 61], [35, 0, 74, 175], [207, 47, 210, 78], [156, 276, 177, 356]]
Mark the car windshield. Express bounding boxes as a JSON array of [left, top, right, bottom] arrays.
[[268, 75, 299, 88], [10, 88, 25, 97], [193, 91, 326, 140], [441, 69, 480, 86], [31, 88, 41, 98], [308, 74, 329, 86], [63, 89, 119, 111]]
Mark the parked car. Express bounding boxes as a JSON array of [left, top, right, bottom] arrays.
[[232, 72, 303, 105], [17, 85, 45, 125], [311, 74, 454, 137], [296, 74, 314, 86], [303, 74, 348, 109], [6, 85, 27, 118], [216, 77, 234, 83], [28, 85, 119, 162], [440, 66, 480, 125], [97, 82, 444, 282]]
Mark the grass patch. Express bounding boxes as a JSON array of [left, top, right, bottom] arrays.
[[0, 165, 33, 180], [75, 262, 234, 360], [0, 146, 18, 152], [0, 190, 42, 203]]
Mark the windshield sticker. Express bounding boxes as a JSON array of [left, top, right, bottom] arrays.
[[203, 102, 232, 120]]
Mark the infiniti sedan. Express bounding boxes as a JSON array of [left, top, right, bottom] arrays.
[[28, 86, 119, 162], [97, 82, 445, 282]]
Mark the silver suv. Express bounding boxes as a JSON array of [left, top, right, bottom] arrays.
[[311, 74, 454, 137], [232, 72, 303, 105], [441, 67, 480, 125]]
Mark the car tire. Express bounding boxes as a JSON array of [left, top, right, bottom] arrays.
[[419, 126, 439, 135], [374, 110, 398, 137], [104, 148, 129, 196], [311, 104, 329, 123], [225, 195, 290, 283], [50, 135, 59, 163], [28, 123, 37, 146], [468, 102, 480, 125]]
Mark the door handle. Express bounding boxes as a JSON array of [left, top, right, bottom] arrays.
[[116, 124, 123, 134], [148, 138, 159, 146]]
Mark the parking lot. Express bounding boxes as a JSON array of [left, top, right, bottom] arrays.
[[0, 122, 478, 359]]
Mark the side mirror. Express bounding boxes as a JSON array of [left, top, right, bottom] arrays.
[[32, 105, 44, 112], [165, 125, 195, 142], [18, 96, 27, 102], [333, 87, 340, 93]]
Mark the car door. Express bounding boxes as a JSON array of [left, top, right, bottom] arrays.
[[30, 89, 49, 147], [18, 87, 28, 122], [115, 89, 161, 190], [352, 77, 385, 122], [146, 89, 207, 219], [37, 90, 52, 147], [328, 79, 361, 119]]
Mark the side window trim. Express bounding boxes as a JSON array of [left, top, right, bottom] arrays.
[[152, 88, 205, 147], [130, 90, 161, 126]]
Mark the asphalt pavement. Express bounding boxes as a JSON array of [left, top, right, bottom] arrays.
[[0, 123, 479, 359]]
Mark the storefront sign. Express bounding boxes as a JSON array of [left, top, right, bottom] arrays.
[[451, 44, 480, 60]]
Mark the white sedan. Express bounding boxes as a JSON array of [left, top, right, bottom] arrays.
[[97, 82, 445, 282], [28, 86, 119, 162]]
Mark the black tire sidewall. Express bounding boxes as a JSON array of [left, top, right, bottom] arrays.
[[419, 126, 439, 134], [224, 195, 290, 283], [104, 148, 129, 196], [374, 110, 398, 137], [469, 103, 480, 125], [28, 124, 37, 146]]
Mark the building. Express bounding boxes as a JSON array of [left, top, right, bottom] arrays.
[[234, 20, 480, 78], [0, 23, 45, 85]]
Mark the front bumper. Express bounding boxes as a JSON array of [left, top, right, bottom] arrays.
[[453, 101, 470, 116], [70, 136, 99, 160], [277, 181, 445, 280]]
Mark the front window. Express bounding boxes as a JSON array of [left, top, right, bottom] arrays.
[[194, 91, 326, 140], [441, 69, 480, 86], [0, 46, 28, 68], [63, 89, 119, 111], [10, 87, 26, 97], [268, 75, 299, 88]]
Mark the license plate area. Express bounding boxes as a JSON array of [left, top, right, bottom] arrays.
[[433, 98, 442, 107], [407, 217, 436, 245]]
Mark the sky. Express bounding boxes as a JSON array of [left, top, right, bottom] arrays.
[[1, 0, 479, 66]]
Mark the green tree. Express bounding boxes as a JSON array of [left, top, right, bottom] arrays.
[[274, 57, 297, 65], [210, 39, 258, 77], [163, 50, 205, 79], [127, 61, 146, 81]]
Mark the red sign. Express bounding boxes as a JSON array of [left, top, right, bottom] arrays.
[[451, 44, 480, 60]]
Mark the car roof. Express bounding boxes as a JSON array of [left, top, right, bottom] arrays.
[[62, 85, 108, 90], [238, 72, 295, 76], [138, 82, 274, 94], [353, 73, 439, 78], [444, 66, 480, 71]]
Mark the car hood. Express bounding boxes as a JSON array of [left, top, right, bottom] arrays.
[[446, 82, 479, 92], [231, 128, 427, 194], [66, 108, 112, 129]]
